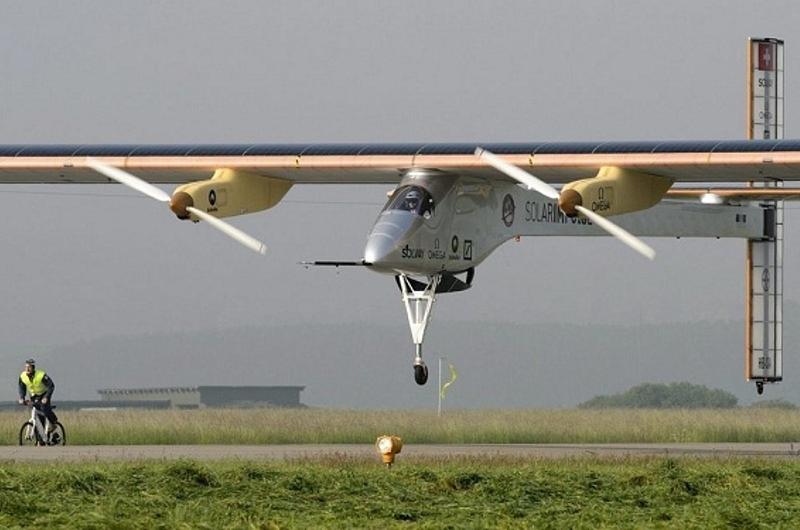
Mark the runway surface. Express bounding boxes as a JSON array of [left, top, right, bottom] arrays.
[[1, 443, 800, 462]]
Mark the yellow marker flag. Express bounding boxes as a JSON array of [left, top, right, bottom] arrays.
[[440, 363, 458, 400]]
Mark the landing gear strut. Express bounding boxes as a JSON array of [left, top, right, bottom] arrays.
[[398, 273, 440, 386]]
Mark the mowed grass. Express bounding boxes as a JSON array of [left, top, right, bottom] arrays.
[[1, 458, 800, 528], [2, 408, 800, 445]]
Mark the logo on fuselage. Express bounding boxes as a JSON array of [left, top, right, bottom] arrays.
[[401, 245, 424, 259], [502, 194, 515, 227], [207, 189, 219, 212], [591, 187, 611, 213], [428, 238, 445, 260]]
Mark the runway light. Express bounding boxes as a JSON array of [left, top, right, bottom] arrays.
[[376, 435, 403, 467]]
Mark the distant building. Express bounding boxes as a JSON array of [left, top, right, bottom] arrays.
[[0, 399, 171, 412], [97, 385, 305, 409]]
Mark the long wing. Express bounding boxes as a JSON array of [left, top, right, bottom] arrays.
[[2, 140, 800, 184]]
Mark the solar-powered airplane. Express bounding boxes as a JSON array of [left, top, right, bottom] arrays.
[[1, 139, 798, 386]]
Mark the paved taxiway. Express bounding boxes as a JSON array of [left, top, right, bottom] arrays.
[[2, 443, 800, 462]]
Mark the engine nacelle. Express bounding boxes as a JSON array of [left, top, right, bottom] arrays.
[[558, 167, 673, 217], [169, 169, 292, 220]]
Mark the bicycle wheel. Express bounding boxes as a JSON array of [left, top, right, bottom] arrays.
[[48, 422, 66, 446], [18, 421, 38, 446]]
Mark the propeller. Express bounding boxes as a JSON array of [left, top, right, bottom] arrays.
[[85, 158, 267, 255], [475, 147, 655, 260], [474, 148, 559, 200]]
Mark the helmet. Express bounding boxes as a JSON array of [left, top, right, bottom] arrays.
[[24, 358, 36, 365], [404, 189, 421, 209]]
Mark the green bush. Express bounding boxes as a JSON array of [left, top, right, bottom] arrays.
[[579, 382, 738, 409]]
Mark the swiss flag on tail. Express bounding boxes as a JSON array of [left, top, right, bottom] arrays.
[[758, 42, 776, 71]]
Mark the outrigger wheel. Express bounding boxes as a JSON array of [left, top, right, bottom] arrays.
[[414, 361, 429, 385], [756, 381, 764, 395]]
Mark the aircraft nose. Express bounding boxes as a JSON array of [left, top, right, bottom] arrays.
[[364, 233, 394, 264], [364, 211, 416, 265]]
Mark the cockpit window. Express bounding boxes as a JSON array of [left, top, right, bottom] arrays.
[[387, 186, 435, 217]]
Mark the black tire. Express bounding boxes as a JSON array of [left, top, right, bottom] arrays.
[[414, 364, 429, 385], [18, 421, 38, 446], [48, 422, 66, 446]]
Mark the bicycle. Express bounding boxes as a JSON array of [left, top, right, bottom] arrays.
[[18, 400, 66, 446]]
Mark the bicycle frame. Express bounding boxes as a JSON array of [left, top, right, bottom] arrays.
[[21, 403, 50, 444]]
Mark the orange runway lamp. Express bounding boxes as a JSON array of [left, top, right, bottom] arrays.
[[375, 435, 403, 467]]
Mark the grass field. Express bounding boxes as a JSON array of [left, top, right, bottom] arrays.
[[1, 457, 799, 528], [2, 408, 800, 445]]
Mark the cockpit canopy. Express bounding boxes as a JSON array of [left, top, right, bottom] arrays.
[[386, 185, 435, 218]]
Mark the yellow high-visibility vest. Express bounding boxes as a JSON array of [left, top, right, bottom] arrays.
[[20, 370, 47, 396]]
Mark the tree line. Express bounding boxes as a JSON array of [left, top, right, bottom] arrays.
[[579, 382, 796, 409]]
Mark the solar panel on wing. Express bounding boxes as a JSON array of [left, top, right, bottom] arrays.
[[301, 144, 365, 156], [16, 145, 83, 157], [243, 144, 309, 156], [712, 140, 778, 152], [479, 143, 541, 154], [128, 145, 198, 156], [417, 143, 481, 155], [358, 144, 424, 155], [186, 145, 254, 156], [651, 141, 720, 153], [533, 142, 599, 154], [592, 142, 663, 153], [73, 145, 141, 157]]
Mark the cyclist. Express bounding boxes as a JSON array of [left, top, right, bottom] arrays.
[[17, 358, 58, 435]]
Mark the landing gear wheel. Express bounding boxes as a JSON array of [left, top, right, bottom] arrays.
[[756, 381, 764, 395], [414, 363, 429, 385]]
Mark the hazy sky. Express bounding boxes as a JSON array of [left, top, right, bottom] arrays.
[[1, 1, 799, 408]]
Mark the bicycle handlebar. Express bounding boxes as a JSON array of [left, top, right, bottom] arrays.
[[19, 399, 47, 406]]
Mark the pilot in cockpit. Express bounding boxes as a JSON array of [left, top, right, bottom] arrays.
[[402, 189, 421, 211]]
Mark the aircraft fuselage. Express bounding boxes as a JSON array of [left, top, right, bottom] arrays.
[[363, 170, 767, 277]]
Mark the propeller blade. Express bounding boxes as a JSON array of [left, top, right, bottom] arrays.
[[575, 205, 655, 260], [86, 157, 266, 255], [475, 148, 653, 260], [187, 206, 267, 255], [475, 147, 559, 200], [85, 157, 171, 203]]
